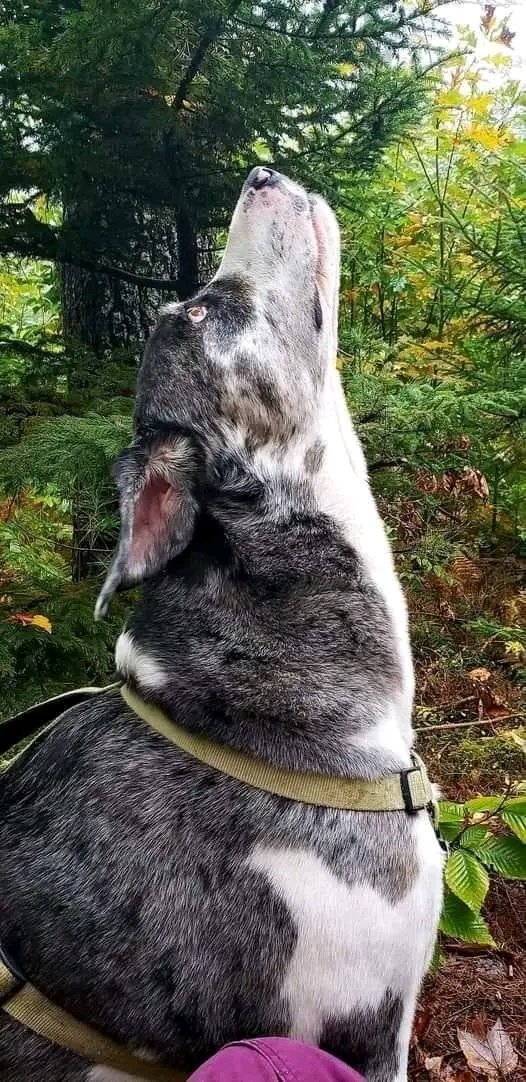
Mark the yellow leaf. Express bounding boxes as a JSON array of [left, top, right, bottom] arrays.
[[437, 88, 463, 108], [504, 641, 526, 662], [9, 612, 52, 632], [338, 62, 356, 76], [464, 124, 508, 152], [28, 614, 53, 633], [491, 52, 512, 70], [469, 93, 493, 116]]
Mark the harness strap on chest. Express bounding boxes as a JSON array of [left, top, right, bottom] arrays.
[[0, 954, 187, 1081], [0, 685, 118, 768]]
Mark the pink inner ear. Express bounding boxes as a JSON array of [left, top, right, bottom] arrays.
[[130, 474, 180, 567]]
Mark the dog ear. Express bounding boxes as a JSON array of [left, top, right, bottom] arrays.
[[95, 434, 198, 619]]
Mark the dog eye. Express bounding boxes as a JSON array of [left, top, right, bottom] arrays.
[[187, 305, 207, 323]]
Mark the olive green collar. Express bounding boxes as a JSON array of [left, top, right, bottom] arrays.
[[121, 684, 433, 815]]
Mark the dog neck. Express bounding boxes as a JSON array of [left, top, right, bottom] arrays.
[[116, 380, 414, 779]]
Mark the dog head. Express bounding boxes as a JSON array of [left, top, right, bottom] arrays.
[[95, 168, 341, 618]]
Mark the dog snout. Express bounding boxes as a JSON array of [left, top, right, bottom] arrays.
[[245, 166, 278, 190]]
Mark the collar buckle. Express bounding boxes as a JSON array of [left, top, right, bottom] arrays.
[[399, 762, 428, 815]]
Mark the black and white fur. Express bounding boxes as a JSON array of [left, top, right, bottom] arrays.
[[0, 168, 443, 1082]]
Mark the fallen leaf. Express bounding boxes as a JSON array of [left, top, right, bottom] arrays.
[[458, 1029, 498, 1076], [500, 729, 526, 754], [33, 614, 53, 632], [469, 668, 492, 684], [439, 599, 457, 621], [458, 1019, 518, 1078], [9, 612, 53, 633], [462, 467, 489, 500], [425, 1055, 443, 1077], [486, 1019, 518, 1077], [444, 1069, 476, 1082]]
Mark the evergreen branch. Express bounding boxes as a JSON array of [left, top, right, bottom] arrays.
[[173, 0, 243, 112], [0, 216, 183, 291], [314, 0, 345, 40], [294, 53, 449, 163], [0, 206, 59, 261], [0, 339, 62, 359]]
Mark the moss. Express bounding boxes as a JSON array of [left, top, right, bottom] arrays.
[[422, 732, 525, 796], [452, 735, 524, 792], [457, 736, 524, 772]]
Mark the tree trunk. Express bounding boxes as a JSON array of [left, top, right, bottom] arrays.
[[61, 208, 178, 356], [60, 204, 216, 356], [61, 200, 216, 578], [175, 209, 199, 300]]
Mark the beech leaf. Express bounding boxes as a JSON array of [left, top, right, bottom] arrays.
[[458, 1019, 518, 1078]]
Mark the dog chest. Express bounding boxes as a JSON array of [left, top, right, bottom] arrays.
[[247, 813, 443, 1045]]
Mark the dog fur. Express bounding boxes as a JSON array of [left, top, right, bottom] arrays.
[[0, 167, 443, 1081]]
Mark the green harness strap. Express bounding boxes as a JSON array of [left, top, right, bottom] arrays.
[[0, 958, 187, 1081], [0, 685, 118, 769]]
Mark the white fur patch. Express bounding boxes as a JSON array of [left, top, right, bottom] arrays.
[[88, 1069, 147, 1082], [313, 369, 415, 742], [348, 708, 412, 768], [248, 824, 443, 1050], [88, 1045, 159, 1081], [115, 631, 167, 690]]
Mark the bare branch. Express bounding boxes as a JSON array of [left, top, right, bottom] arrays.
[[415, 712, 524, 733], [59, 255, 181, 292], [369, 456, 409, 472]]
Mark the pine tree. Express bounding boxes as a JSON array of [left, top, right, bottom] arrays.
[[0, 0, 445, 351]]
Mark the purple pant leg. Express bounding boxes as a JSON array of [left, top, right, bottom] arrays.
[[188, 1037, 366, 1082]]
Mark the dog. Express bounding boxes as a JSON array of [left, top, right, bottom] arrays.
[[0, 167, 443, 1082]]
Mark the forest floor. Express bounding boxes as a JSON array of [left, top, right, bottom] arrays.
[[407, 553, 525, 1082], [411, 878, 525, 1082]]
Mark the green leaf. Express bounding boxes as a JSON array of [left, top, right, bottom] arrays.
[[439, 800, 466, 822], [438, 802, 466, 842], [502, 796, 526, 814], [501, 811, 526, 844], [465, 796, 502, 814], [473, 834, 526, 879], [439, 888, 495, 946], [439, 821, 463, 843], [460, 826, 491, 849], [445, 850, 490, 912]]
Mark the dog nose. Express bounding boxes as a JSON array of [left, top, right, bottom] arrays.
[[246, 166, 277, 190]]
